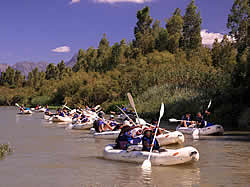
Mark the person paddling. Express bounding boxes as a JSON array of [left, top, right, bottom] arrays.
[[195, 112, 205, 128], [115, 123, 131, 150], [180, 113, 194, 127], [142, 128, 160, 152]]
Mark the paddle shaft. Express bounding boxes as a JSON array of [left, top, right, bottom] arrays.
[[116, 106, 136, 126], [127, 93, 141, 124], [148, 113, 162, 161]]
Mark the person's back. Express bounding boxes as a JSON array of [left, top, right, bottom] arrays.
[[115, 125, 130, 150]]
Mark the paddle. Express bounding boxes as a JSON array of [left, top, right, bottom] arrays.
[[142, 103, 164, 169], [116, 106, 137, 126], [62, 104, 72, 111], [207, 100, 212, 110], [127, 93, 140, 124], [169, 118, 186, 123], [15, 103, 21, 108]]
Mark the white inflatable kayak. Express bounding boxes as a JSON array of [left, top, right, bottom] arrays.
[[91, 128, 185, 145], [32, 107, 46, 112], [18, 110, 32, 114], [176, 124, 224, 136], [51, 115, 72, 123], [103, 144, 199, 166], [156, 131, 184, 146], [93, 130, 121, 139], [68, 121, 93, 130]]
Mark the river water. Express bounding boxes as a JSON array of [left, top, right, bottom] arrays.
[[0, 107, 250, 187]]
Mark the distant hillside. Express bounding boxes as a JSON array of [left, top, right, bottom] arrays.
[[65, 54, 77, 68], [0, 62, 49, 77], [0, 53, 77, 77]]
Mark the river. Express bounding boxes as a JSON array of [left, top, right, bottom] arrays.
[[0, 107, 250, 187]]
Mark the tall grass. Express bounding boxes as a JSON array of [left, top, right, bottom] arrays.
[[0, 143, 12, 159]]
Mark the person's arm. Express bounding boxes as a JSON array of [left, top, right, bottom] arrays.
[[184, 121, 187, 127], [143, 140, 150, 151]]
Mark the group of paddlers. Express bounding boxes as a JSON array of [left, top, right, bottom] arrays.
[[180, 110, 211, 128]]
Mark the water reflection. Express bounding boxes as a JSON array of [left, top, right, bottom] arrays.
[[141, 167, 152, 186]]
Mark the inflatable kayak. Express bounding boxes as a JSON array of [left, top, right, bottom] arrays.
[[156, 131, 184, 146], [176, 124, 224, 136], [93, 130, 121, 139], [17, 110, 32, 115], [103, 144, 199, 166], [68, 121, 93, 130], [51, 115, 72, 123]]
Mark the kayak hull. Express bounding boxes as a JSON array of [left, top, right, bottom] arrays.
[[103, 144, 199, 166], [71, 121, 93, 130], [18, 110, 32, 115], [156, 131, 185, 146], [93, 131, 120, 139], [176, 125, 224, 136], [51, 115, 72, 123]]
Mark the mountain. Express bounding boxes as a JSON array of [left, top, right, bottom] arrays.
[[0, 53, 77, 77], [65, 53, 77, 68], [0, 62, 49, 77]]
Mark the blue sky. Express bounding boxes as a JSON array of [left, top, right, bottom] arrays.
[[0, 0, 234, 64]]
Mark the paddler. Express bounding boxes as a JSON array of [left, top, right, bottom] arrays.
[[142, 128, 160, 152], [180, 113, 194, 127]]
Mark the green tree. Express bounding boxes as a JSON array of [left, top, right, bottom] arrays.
[[134, 6, 154, 55], [45, 63, 59, 80], [57, 60, 66, 80], [166, 8, 184, 53], [96, 34, 111, 72], [14, 70, 24, 87], [211, 36, 237, 72], [155, 29, 168, 51], [227, 0, 248, 58], [181, 0, 202, 52]]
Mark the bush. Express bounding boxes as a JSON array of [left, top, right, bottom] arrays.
[[0, 96, 6, 105], [102, 100, 128, 114], [31, 96, 52, 106]]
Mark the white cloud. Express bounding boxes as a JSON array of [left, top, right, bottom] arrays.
[[52, 46, 71, 53], [69, 0, 80, 5], [201, 29, 229, 46], [94, 0, 152, 4]]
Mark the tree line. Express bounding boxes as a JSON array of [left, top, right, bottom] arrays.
[[0, 0, 249, 129]]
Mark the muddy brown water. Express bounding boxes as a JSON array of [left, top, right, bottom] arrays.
[[0, 107, 250, 187]]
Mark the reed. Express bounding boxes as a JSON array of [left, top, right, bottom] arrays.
[[0, 143, 12, 159]]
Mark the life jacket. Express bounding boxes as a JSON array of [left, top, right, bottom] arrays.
[[142, 135, 160, 152], [73, 114, 79, 119], [122, 107, 127, 112], [116, 132, 130, 150], [46, 108, 49, 112], [59, 111, 65, 117], [110, 121, 118, 127], [181, 115, 191, 126], [93, 120, 104, 132]]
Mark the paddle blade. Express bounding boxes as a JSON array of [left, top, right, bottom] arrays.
[[169, 118, 177, 122], [127, 93, 135, 109], [141, 159, 151, 169], [159, 103, 164, 119], [207, 100, 212, 110]]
